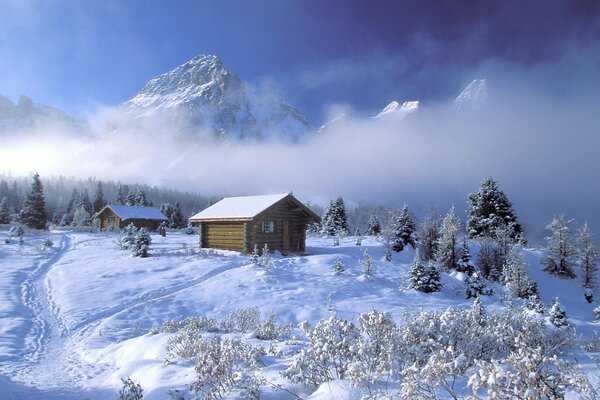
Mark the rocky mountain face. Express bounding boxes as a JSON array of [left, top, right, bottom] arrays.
[[453, 79, 488, 112], [121, 55, 312, 141], [0, 94, 85, 134]]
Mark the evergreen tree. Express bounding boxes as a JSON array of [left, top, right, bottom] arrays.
[[466, 177, 522, 240], [135, 190, 149, 207], [549, 298, 568, 328], [409, 251, 442, 293], [169, 201, 186, 228], [456, 238, 475, 275], [115, 184, 127, 205], [72, 206, 90, 227], [476, 239, 505, 281], [578, 223, 598, 300], [366, 215, 381, 236], [160, 203, 174, 222], [417, 207, 441, 262], [391, 204, 416, 252], [61, 188, 79, 226], [465, 272, 491, 299], [92, 182, 106, 214], [360, 249, 375, 280], [0, 197, 10, 224], [332, 257, 345, 276], [80, 189, 93, 215], [126, 192, 137, 206], [131, 228, 152, 258], [434, 206, 460, 272], [542, 215, 576, 279], [320, 197, 349, 236], [503, 249, 539, 300], [18, 173, 47, 229]]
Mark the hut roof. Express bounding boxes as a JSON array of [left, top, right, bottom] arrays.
[[190, 193, 320, 222], [93, 205, 168, 221]]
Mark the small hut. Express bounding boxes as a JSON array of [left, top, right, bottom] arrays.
[[92, 204, 168, 231], [189, 193, 320, 253]]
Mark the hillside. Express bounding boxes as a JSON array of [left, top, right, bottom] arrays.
[[0, 230, 598, 399]]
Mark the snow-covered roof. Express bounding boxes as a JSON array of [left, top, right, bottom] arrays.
[[190, 193, 292, 221], [101, 205, 168, 221]]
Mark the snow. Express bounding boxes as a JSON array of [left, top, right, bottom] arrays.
[[0, 229, 598, 399], [190, 193, 290, 220], [102, 205, 167, 221], [454, 79, 488, 111], [374, 100, 419, 119]]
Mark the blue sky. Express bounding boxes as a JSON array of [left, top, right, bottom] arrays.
[[1, 0, 599, 123]]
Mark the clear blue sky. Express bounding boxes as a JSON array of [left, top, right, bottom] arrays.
[[1, 0, 599, 123]]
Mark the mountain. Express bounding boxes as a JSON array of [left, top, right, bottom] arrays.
[[373, 100, 419, 119], [0, 94, 85, 135], [454, 79, 488, 112], [122, 55, 312, 141]]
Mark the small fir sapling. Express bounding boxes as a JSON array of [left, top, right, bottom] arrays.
[[131, 227, 152, 258], [456, 238, 475, 275], [409, 250, 442, 293], [332, 257, 345, 275], [360, 248, 375, 280], [465, 272, 492, 299], [549, 297, 569, 328]]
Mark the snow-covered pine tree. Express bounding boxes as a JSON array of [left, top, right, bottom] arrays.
[[549, 297, 568, 328], [18, 173, 47, 230], [542, 215, 576, 279], [434, 206, 460, 272], [0, 197, 10, 224], [456, 238, 475, 275], [118, 223, 138, 250], [578, 223, 598, 302], [115, 184, 127, 205], [525, 293, 546, 314], [465, 272, 491, 299], [360, 249, 375, 280], [503, 249, 538, 300], [169, 201, 186, 229], [466, 177, 522, 240], [72, 206, 90, 227], [417, 207, 441, 262], [409, 251, 442, 293], [125, 192, 136, 206], [391, 204, 416, 252], [366, 215, 381, 236], [79, 189, 93, 215], [332, 257, 345, 275], [135, 190, 149, 207], [476, 239, 505, 281], [131, 227, 152, 257], [160, 203, 174, 222], [320, 197, 349, 236], [92, 182, 106, 214]]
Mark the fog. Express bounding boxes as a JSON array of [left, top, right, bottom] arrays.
[[1, 49, 600, 242]]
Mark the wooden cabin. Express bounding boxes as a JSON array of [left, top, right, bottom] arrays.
[[189, 193, 320, 254], [92, 204, 168, 231]]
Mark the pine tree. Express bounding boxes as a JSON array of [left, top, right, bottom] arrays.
[[465, 272, 491, 299], [92, 182, 106, 214], [126, 192, 136, 206], [332, 257, 345, 275], [366, 215, 381, 236], [169, 201, 186, 228], [542, 215, 576, 279], [116, 184, 127, 205], [135, 190, 149, 207], [434, 206, 460, 272], [409, 251, 442, 293], [18, 173, 47, 229], [131, 228, 152, 258], [549, 298, 568, 328], [417, 207, 441, 262], [391, 204, 416, 252], [80, 189, 93, 215], [503, 249, 539, 300], [72, 206, 90, 227], [578, 223, 598, 301], [0, 197, 10, 224], [456, 238, 475, 275], [360, 249, 375, 280], [320, 197, 349, 236], [466, 177, 522, 240]]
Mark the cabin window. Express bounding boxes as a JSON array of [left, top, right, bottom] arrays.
[[108, 216, 115, 225], [262, 221, 275, 233]]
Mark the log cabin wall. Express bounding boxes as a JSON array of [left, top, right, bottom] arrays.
[[200, 221, 246, 252]]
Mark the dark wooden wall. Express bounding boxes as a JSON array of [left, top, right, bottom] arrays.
[[200, 222, 246, 252], [247, 201, 310, 253]]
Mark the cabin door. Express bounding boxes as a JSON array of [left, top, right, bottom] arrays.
[[283, 220, 291, 249]]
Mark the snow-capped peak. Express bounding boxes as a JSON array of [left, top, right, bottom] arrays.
[[454, 79, 488, 111], [374, 100, 419, 119], [122, 54, 311, 141]]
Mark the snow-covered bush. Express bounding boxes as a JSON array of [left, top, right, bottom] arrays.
[[189, 336, 264, 400], [549, 297, 569, 328], [284, 316, 359, 385], [117, 377, 144, 400], [332, 256, 345, 275], [221, 307, 261, 333], [116, 223, 137, 250], [7, 225, 24, 244], [255, 313, 293, 341], [465, 272, 493, 299]]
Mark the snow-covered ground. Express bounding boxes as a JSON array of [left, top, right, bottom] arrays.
[[0, 230, 598, 399]]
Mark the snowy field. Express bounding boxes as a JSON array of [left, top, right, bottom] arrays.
[[0, 230, 599, 399]]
